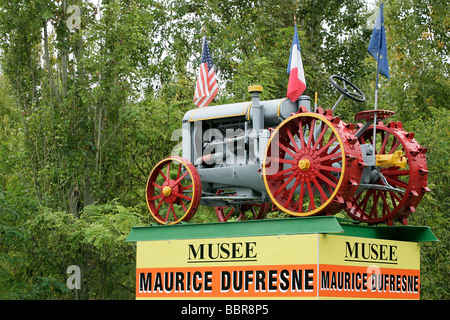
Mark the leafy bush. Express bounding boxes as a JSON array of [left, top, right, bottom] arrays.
[[0, 194, 147, 299]]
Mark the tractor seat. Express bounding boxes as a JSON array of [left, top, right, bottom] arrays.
[[354, 109, 395, 122]]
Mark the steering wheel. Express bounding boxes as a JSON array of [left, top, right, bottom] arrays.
[[329, 75, 365, 102]]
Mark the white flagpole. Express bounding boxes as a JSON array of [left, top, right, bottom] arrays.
[[372, 2, 383, 163], [373, 54, 380, 163]]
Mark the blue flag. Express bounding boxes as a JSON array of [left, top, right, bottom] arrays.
[[368, 3, 389, 79]]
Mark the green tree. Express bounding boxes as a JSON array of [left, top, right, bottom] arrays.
[[0, 0, 447, 300], [382, 0, 449, 299]]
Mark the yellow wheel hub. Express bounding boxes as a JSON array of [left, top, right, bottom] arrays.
[[298, 159, 311, 171], [162, 186, 172, 197]]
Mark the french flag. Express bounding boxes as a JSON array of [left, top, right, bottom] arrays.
[[286, 25, 306, 102]]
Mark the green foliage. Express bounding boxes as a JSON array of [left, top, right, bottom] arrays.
[[0, 192, 147, 299], [405, 107, 450, 299], [0, 0, 448, 299]]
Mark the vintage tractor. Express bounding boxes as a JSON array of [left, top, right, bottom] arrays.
[[145, 76, 429, 225]]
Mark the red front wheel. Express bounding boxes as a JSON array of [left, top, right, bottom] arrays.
[[146, 156, 201, 225]]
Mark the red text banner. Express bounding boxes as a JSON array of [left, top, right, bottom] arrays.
[[136, 264, 317, 299], [319, 264, 420, 299]]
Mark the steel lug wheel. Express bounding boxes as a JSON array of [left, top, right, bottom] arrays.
[[146, 156, 201, 225], [345, 122, 429, 225]]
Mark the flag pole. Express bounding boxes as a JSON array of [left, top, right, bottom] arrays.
[[372, 0, 383, 163], [373, 44, 381, 162]]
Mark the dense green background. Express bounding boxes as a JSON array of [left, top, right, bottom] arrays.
[[0, 0, 448, 299]]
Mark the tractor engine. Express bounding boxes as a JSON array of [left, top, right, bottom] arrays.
[[181, 85, 307, 198]]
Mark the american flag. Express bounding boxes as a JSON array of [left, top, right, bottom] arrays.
[[193, 36, 218, 108]]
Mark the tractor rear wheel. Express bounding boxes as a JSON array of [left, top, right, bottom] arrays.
[[345, 122, 429, 225]]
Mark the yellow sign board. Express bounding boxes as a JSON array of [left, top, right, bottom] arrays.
[[135, 233, 420, 299]]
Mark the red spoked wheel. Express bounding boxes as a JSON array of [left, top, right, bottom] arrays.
[[345, 121, 429, 225], [146, 156, 202, 225], [215, 191, 270, 222], [262, 108, 363, 216]]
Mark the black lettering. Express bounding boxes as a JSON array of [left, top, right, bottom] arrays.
[[337, 272, 343, 290], [407, 275, 414, 293], [362, 273, 367, 292], [344, 272, 351, 290], [330, 272, 337, 290], [188, 244, 204, 260], [164, 272, 173, 292], [204, 271, 213, 292], [139, 273, 151, 292], [396, 275, 401, 292], [255, 270, 266, 292], [401, 275, 407, 293], [153, 272, 163, 292], [345, 242, 359, 258], [378, 274, 383, 292], [207, 243, 219, 259], [187, 242, 257, 261], [305, 269, 314, 291], [390, 274, 395, 292], [361, 243, 371, 260], [383, 274, 389, 291], [291, 269, 303, 292], [244, 270, 254, 292], [246, 242, 257, 258], [352, 272, 356, 291], [370, 273, 377, 292], [232, 243, 243, 259], [192, 271, 202, 292], [378, 274, 384, 292], [414, 276, 419, 293], [390, 245, 398, 261], [380, 244, 388, 260], [345, 242, 399, 263], [175, 272, 184, 292], [321, 271, 329, 290], [268, 270, 277, 292], [233, 271, 243, 292], [355, 273, 361, 291], [279, 269, 290, 292], [187, 271, 191, 292], [221, 271, 230, 292], [220, 243, 230, 259], [371, 243, 379, 260]]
